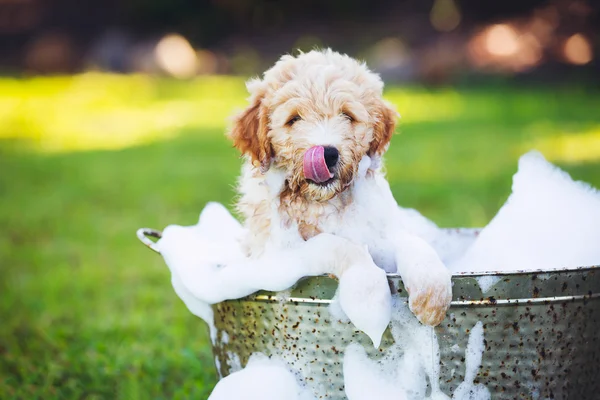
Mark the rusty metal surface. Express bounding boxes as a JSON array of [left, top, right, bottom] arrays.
[[211, 266, 600, 399]]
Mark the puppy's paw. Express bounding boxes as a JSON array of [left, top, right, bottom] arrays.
[[405, 264, 452, 326]]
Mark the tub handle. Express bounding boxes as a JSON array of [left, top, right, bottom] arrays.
[[136, 228, 162, 254]]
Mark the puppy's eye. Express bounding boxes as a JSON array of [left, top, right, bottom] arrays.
[[286, 115, 301, 126], [341, 112, 355, 122]]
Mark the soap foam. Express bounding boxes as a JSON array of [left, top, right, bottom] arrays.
[[208, 353, 314, 400], [158, 202, 391, 347], [453, 321, 490, 400], [475, 276, 502, 293], [451, 151, 600, 274], [395, 207, 476, 266], [343, 298, 490, 400], [225, 351, 242, 373]]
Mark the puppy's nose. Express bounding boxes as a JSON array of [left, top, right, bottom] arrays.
[[323, 146, 339, 169]]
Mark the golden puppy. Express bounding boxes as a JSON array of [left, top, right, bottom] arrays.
[[228, 49, 451, 326]]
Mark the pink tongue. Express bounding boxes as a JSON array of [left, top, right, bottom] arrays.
[[303, 146, 334, 183]]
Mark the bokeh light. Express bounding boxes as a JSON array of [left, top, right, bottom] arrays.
[[154, 34, 198, 78], [371, 38, 410, 70], [563, 33, 593, 65], [485, 24, 519, 57], [468, 23, 542, 72], [430, 0, 461, 32]]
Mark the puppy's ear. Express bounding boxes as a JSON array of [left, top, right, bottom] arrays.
[[369, 100, 398, 156], [228, 94, 272, 173]]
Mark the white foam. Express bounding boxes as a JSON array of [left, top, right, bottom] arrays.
[[158, 202, 391, 347], [453, 321, 490, 400], [170, 273, 217, 344], [451, 151, 600, 273], [220, 331, 229, 345], [343, 298, 489, 400], [226, 351, 241, 373], [214, 356, 222, 379], [475, 276, 502, 293], [328, 290, 350, 323], [343, 343, 409, 400], [396, 206, 476, 266], [338, 265, 391, 348], [208, 353, 315, 400]]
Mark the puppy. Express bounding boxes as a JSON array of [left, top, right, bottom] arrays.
[[228, 49, 452, 326]]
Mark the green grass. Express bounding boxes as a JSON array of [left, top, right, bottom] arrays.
[[1, 75, 599, 399]]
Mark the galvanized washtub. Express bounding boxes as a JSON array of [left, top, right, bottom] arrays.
[[137, 228, 600, 399]]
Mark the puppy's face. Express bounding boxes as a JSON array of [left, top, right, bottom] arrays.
[[229, 50, 397, 202]]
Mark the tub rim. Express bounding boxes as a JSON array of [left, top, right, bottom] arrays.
[[136, 227, 599, 277], [445, 264, 599, 277]]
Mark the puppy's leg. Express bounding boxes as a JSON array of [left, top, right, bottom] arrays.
[[391, 232, 452, 326]]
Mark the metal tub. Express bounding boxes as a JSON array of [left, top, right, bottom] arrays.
[[137, 228, 600, 399]]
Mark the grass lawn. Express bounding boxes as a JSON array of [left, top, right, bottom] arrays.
[[1, 74, 599, 399]]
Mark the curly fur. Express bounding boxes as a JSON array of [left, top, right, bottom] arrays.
[[227, 49, 452, 326]]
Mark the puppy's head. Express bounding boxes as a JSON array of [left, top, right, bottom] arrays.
[[229, 49, 397, 201]]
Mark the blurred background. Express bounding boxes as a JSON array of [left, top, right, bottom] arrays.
[[1, 0, 599, 80], [1, 0, 599, 398]]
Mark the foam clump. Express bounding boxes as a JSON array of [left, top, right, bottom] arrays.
[[343, 299, 490, 400], [157, 202, 391, 347], [395, 206, 476, 266], [209, 354, 314, 400], [338, 265, 391, 348], [451, 151, 600, 273], [452, 321, 490, 400]]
